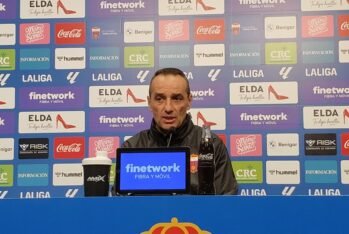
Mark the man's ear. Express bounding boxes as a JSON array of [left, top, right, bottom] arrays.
[[147, 96, 152, 112], [187, 94, 192, 110]]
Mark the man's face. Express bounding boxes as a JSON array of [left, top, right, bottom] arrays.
[[148, 74, 192, 131]]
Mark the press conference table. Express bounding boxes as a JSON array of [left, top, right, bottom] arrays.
[[1, 196, 347, 234]]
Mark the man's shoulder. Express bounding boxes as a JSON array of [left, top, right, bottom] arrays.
[[122, 129, 149, 148]]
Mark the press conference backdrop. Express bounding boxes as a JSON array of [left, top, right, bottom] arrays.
[[0, 0, 349, 199]]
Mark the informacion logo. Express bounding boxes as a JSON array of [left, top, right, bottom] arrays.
[[18, 138, 49, 159], [305, 160, 338, 184], [232, 161, 263, 184], [89, 47, 120, 69], [302, 41, 334, 64], [159, 45, 190, 67], [17, 164, 49, 186], [230, 43, 261, 65], [19, 48, 50, 70], [304, 133, 337, 156]]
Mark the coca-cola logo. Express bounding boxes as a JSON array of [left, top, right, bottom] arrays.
[[57, 29, 82, 38], [197, 25, 221, 35], [56, 143, 81, 152], [344, 140, 349, 149], [341, 21, 349, 30]]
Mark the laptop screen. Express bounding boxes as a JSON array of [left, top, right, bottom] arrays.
[[115, 147, 190, 195]]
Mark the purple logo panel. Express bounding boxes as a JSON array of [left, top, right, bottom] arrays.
[[88, 0, 156, 17], [19, 87, 85, 110], [231, 0, 299, 12], [191, 82, 226, 107], [230, 106, 299, 130], [89, 108, 152, 133], [0, 0, 16, 19], [301, 80, 349, 105], [0, 112, 15, 134]]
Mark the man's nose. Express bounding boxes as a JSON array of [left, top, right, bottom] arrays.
[[164, 99, 173, 112]]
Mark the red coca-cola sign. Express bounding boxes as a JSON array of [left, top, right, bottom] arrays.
[[55, 22, 86, 45], [54, 136, 85, 159], [194, 18, 225, 41]]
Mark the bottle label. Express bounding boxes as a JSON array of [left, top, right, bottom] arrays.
[[198, 153, 214, 161]]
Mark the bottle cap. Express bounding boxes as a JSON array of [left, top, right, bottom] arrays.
[[82, 151, 112, 165]]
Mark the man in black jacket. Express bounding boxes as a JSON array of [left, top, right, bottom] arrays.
[[119, 68, 238, 195]]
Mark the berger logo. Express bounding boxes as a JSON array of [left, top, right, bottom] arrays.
[[52, 163, 83, 186], [54, 136, 85, 159], [124, 21, 154, 43], [55, 48, 86, 69], [194, 44, 225, 66], [230, 134, 262, 156], [0, 138, 14, 160], [265, 42, 297, 64], [55, 22, 86, 45], [141, 217, 211, 234], [0, 49, 15, 70], [20, 23, 50, 45], [304, 133, 337, 156], [265, 16, 296, 39], [124, 46, 154, 68], [305, 67, 337, 77], [159, 20, 189, 41], [302, 15, 334, 38], [0, 24, 15, 45], [267, 133, 299, 156], [194, 18, 225, 41], [338, 15, 349, 37], [233, 69, 264, 79], [18, 138, 49, 159]]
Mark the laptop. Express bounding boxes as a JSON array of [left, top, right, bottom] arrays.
[[114, 147, 190, 195]]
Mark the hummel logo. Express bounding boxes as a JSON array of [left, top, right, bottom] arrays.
[[0, 4, 6, 11]]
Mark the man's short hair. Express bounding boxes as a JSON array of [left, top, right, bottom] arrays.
[[149, 67, 191, 97]]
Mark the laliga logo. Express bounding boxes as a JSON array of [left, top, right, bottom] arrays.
[[141, 217, 211, 234]]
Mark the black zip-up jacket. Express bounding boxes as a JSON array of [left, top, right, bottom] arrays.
[[119, 114, 238, 195]]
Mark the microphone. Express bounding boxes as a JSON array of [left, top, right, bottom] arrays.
[[166, 127, 176, 147]]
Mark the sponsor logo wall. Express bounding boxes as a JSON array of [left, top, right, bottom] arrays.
[[0, 0, 348, 198]]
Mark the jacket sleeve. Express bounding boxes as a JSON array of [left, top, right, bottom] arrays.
[[213, 138, 239, 195]]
